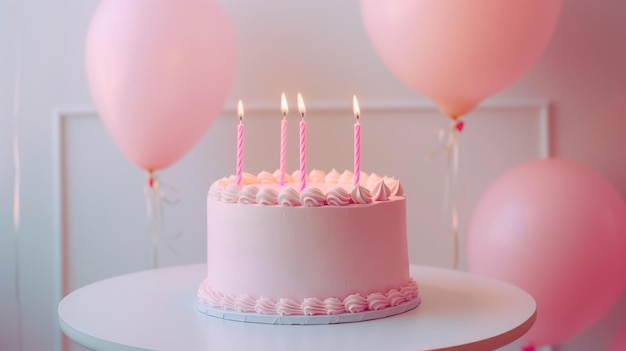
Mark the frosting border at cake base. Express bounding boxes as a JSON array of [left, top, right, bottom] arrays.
[[196, 297, 420, 325]]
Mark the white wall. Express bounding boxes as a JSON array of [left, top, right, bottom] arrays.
[[1, 1, 626, 350]]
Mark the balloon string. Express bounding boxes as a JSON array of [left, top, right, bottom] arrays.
[[11, 0, 22, 233], [10, 1, 23, 350], [425, 120, 464, 270], [144, 172, 181, 269], [450, 131, 459, 269]]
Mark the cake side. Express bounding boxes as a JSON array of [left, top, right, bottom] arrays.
[[206, 196, 410, 299]]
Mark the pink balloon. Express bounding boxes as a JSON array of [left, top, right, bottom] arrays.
[[85, 0, 237, 171], [360, 0, 562, 118], [609, 323, 626, 351], [467, 159, 626, 346]]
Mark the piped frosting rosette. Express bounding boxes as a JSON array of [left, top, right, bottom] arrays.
[[198, 278, 419, 316], [208, 169, 403, 207]]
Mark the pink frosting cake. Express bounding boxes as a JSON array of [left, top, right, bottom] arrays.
[[197, 169, 420, 324]]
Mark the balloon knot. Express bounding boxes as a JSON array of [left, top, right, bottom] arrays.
[[147, 170, 155, 188], [521, 344, 535, 351], [455, 120, 464, 132]]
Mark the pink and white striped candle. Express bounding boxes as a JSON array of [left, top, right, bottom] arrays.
[[298, 93, 306, 191], [280, 93, 288, 186], [236, 100, 244, 186], [353, 95, 361, 187]]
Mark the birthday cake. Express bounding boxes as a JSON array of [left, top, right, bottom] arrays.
[[196, 169, 420, 324]]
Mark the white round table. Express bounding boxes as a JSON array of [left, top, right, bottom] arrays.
[[58, 264, 536, 351]]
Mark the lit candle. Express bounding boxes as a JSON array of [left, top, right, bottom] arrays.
[[280, 93, 288, 186], [236, 100, 244, 186], [353, 95, 361, 187], [298, 93, 306, 191]]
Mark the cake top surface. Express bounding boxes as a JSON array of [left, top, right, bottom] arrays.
[[209, 169, 404, 207]]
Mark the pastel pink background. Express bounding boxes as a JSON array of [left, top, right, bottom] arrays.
[[1, 1, 626, 351]]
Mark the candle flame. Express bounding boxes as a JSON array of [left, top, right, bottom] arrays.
[[281, 93, 288, 117], [353, 95, 360, 122], [237, 100, 244, 122], [298, 93, 306, 118]]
